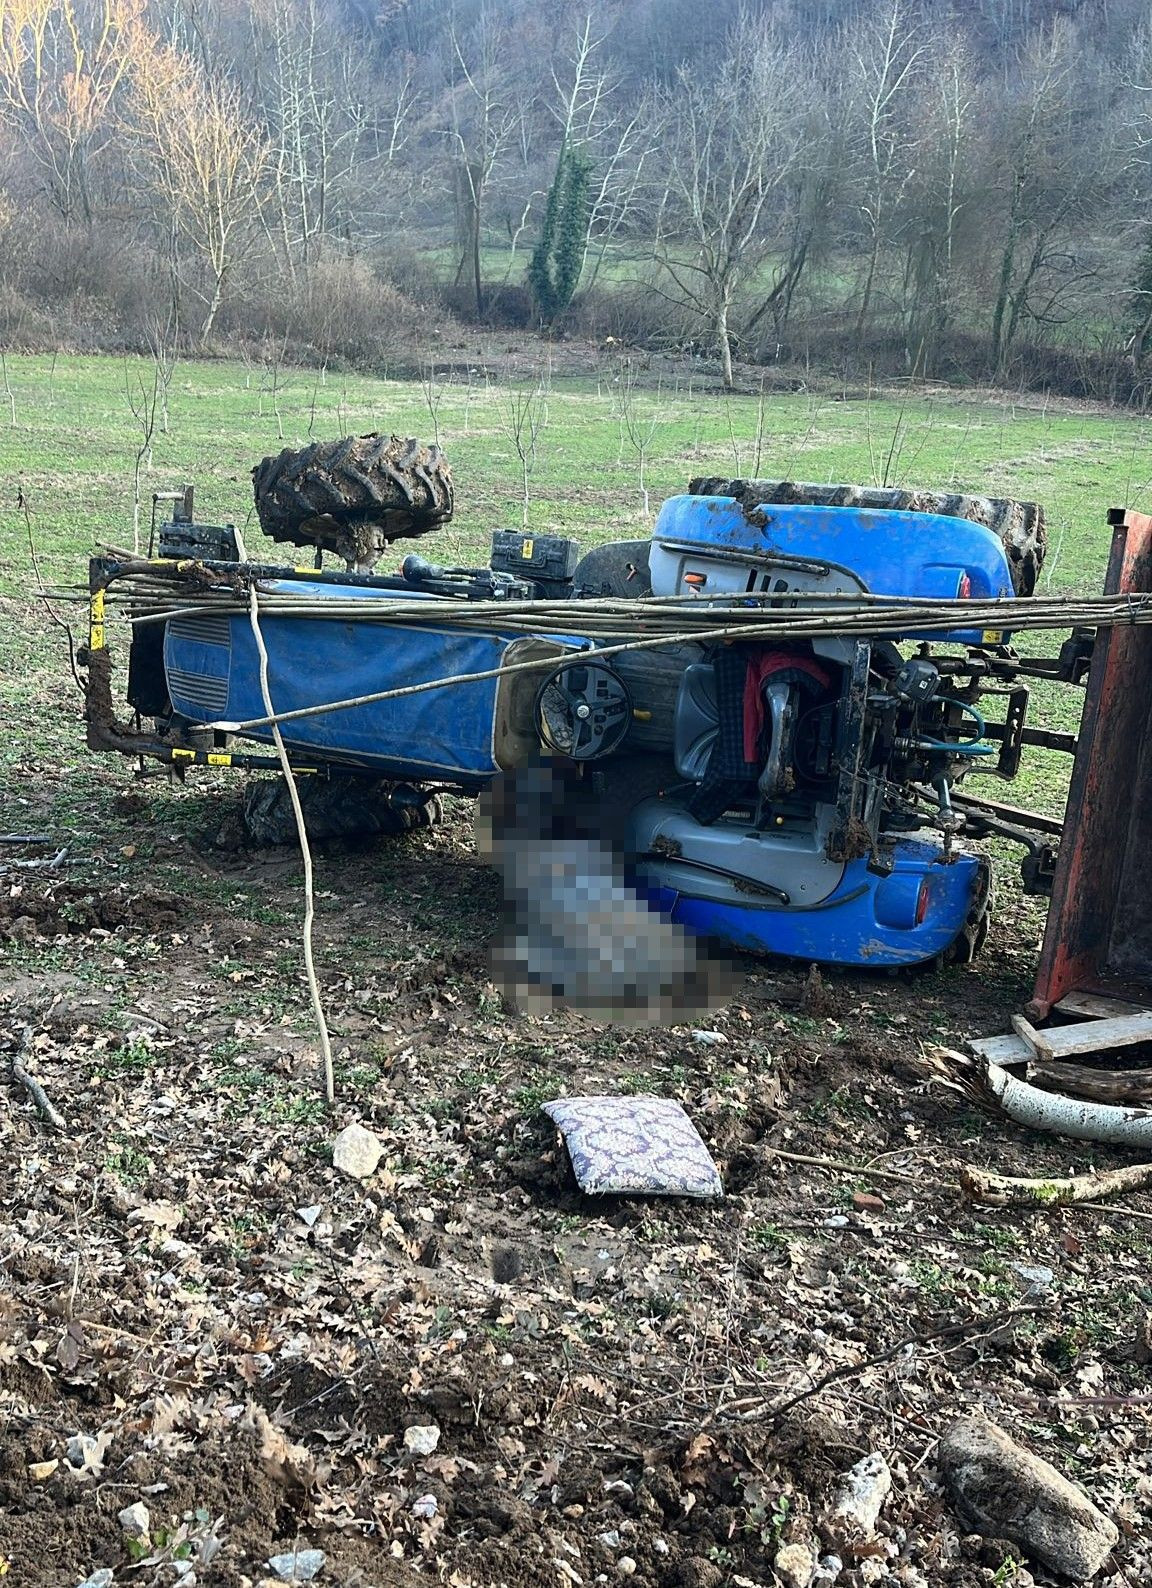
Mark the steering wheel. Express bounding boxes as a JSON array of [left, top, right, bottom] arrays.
[[534, 658, 633, 761]]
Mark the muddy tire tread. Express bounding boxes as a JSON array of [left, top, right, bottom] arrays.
[[252, 432, 453, 565]]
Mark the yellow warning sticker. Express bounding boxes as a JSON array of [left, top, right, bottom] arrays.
[[90, 588, 106, 650], [522, 537, 534, 559], [981, 630, 1004, 645]]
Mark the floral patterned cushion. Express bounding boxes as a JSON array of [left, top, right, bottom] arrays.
[[542, 1095, 723, 1198]]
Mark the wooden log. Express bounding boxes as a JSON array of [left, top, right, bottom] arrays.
[[1029, 1059, 1152, 1106], [985, 1061, 1152, 1148], [960, 1161, 1152, 1207]]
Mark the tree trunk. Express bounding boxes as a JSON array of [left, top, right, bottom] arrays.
[[855, 227, 882, 342], [200, 273, 226, 343], [717, 299, 734, 388]]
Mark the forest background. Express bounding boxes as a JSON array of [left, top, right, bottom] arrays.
[[2, 0, 1152, 398]]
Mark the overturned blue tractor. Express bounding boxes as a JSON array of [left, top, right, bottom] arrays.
[[85, 438, 1063, 984]]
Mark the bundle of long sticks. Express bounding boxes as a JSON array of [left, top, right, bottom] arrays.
[[99, 565, 1152, 645], [90, 562, 1152, 736]]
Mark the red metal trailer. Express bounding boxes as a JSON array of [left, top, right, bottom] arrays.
[[1029, 507, 1152, 1020]]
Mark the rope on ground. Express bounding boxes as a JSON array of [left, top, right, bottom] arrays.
[[247, 584, 336, 1105]]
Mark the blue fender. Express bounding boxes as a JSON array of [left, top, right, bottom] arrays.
[[639, 840, 988, 967]]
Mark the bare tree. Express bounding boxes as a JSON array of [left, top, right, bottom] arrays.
[[986, 21, 1123, 376], [843, 0, 926, 342], [501, 377, 549, 526], [145, 312, 178, 435], [130, 38, 271, 342], [0, 0, 143, 221], [0, 348, 16, 425], [252, 0, 401, 273], [443, 5, 527, 318], [742, 75, 843, 347], [419, 361, 449, 446], [611, 355, 661, 518], [897, 29, 980, 371], [123, 356, 159, 552], [654, 17, 804, 388]]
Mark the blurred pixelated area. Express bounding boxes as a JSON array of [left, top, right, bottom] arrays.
[[479, 761, 734, 1023]]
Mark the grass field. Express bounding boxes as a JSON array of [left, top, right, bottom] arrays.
[[4, 355, 1152, 1584], [2, 352, 1151, 594]]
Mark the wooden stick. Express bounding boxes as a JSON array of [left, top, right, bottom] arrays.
[[10, 1031, 66, 1131], [713, 1304, 1050, 1425], [960, 1161, 1152, 1207], [762, 1145, 931, 1185]]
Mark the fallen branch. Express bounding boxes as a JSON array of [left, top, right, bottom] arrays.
[[960, 1161, 1152, 1207], [986, 1060, 1152, 1148], [762, 1145, 929, 1185], [0, 846, 68, 871], [712, 1304, 1051, 1426], [11, 1030, 66, 1130]]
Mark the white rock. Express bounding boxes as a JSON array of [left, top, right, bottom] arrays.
[[812, 1556, 843, 1587], [653, 1539, 670, 1556], [774, 1539, 817, 1588], [331, 1123, 383, 1179], [403, 1423, 441, 1456], [825, 1452, 892, 1546], [597, 1531, 622, 1549], [823, 1215, 850, 1229], [117, 1501, 150, 1540], [1011, 1262, 1055, 1291], [617, 1558, 637, 1577], [267, 1549, 326, 1582], [412, 1493, 439, 1519], [692, 1029, 729, 1045], [75, 1574, 115, 1588], [66, 1431, 112, 1476]]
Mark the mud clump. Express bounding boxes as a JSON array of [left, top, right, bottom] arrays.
[[0, 882, 183, 939]]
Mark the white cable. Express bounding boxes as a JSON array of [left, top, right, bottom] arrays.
[[247, 584, 335, 1104]]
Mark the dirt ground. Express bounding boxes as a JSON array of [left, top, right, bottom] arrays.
[[3, 724, 1152, 1587]]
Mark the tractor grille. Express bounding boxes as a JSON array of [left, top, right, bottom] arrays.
[[166, 614, 231, 716], [169, 615, 233, 647], [166, 668, 230, 714]]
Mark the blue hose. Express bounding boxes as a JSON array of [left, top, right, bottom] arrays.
[[916, 699, 997, 756]]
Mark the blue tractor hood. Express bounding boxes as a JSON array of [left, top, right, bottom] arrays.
[[651, 496, 1016, 644]]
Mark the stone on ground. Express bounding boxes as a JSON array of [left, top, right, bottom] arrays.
[[938, 1415, 1118, 1579]]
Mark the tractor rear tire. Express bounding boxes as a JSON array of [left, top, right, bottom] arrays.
[[687, 478, 1046, 598], [252, 434, 453, 569]]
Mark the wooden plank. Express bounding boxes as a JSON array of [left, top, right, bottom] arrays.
[[1054, 990, 1151, 1021], [1011, 1012, 1047, 1060], [969, 1032, 1033, 1064], [1022, 1010, 1152, 1061]]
